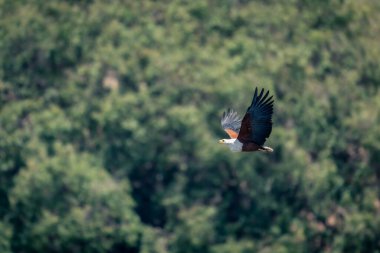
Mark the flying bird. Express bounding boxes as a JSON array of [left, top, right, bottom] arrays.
[[219, 87, 274, 152]]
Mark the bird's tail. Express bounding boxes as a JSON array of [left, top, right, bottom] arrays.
[[260, 146, 274, 152]]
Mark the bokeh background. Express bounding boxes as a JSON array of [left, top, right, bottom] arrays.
[[1, 1, 380, 252]]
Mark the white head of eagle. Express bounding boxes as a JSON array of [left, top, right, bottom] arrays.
[[219, 87, 274, 153]]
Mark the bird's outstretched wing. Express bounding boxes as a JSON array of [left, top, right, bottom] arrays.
[[237, 88, 274, 145], [221, 108, 241, 138]]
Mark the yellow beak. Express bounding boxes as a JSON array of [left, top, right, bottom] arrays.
[[218, 140, 224, 144]]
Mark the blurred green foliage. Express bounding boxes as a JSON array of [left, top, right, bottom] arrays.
[[1, 0, 380, 252]]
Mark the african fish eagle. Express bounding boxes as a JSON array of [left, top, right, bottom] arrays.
[[219, 87, 274, 152]]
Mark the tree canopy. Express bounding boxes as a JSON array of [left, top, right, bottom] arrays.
[[1, 0, 379, 252]]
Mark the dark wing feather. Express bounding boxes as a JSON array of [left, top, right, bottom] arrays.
[[237, 87, 274, 145], [221, 108, 241, 138]]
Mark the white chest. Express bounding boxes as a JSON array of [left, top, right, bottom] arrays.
[[228, 139, 243, 152]]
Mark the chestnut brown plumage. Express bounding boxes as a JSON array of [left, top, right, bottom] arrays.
[[219, 87, 274, 152]]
